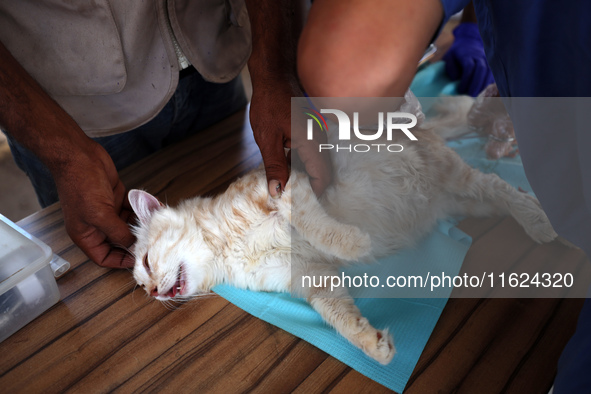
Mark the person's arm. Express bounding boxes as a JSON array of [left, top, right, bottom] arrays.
[[0, 41, 134, 269], [298, 0, 444, 98], [244, 0, 332, 197]]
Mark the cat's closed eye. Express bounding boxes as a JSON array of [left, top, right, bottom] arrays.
[[143, 253, 151, 275]]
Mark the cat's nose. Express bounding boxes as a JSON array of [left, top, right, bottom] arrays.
[[150, 287, 159, 297]]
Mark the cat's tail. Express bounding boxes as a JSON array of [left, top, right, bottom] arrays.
[[423, 96, 475, 140]]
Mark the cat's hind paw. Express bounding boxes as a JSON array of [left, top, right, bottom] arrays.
[[526, 220, 558, 244], [511, 194, 558, 244], [366, 328, 396, 365], [354, 318, 396, 365], [516, 196, 558, 244]]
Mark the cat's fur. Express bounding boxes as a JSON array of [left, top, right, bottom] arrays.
[[129, 102, 557, 365]]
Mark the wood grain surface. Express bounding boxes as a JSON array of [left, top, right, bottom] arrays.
[[1, 109, 587, 393]]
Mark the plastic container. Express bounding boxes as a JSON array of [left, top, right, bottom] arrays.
[[0, 214, 68, 343]]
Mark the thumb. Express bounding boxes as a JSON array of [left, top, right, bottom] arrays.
[[97, 210, 135, 249], [260, 143, 290, 198], [95, 210, 136, 269]]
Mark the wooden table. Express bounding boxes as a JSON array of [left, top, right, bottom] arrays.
[[0, 109, 587, 393]]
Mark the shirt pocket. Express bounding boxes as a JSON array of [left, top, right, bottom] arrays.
[[0, 0, 126, 96]]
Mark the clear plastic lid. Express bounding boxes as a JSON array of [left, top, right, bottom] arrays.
[[0, 214, 54, 296]]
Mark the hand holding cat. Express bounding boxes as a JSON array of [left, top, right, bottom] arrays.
[[53, 141, 135, 269], [244, 0, 332, 198], [249, 82, 332, 198]]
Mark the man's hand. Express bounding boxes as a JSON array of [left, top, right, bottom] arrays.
[[249, 85, 290, 198], [54, 141, 135, 268], [245, 0, 332, 198], [249, 82, 332, 197]]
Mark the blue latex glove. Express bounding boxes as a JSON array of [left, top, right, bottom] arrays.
[[443, 22, 494, 97]]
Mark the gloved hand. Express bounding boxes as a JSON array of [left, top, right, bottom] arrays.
[[443, 22, 494, 97]]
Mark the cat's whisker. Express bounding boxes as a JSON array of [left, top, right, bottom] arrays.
[[180, 292, 217, 302], [131, 284, 153, 307], [130, 285, 139, 306], [169, 300, 188, 310], [146, 294, 160, 311], [109, 249, 135, 262], [162, 299, 180, 311], [105, 250, 137, 272], [129, 282, 141, 306], [111, 277, 137, 295], [91, 277, 137, 306], [110, 242, 137, 257], [122, 277, 138, 288], [157, 299, 171, 310]]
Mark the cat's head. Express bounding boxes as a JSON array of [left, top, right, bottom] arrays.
[[128, 190, 216, 302]]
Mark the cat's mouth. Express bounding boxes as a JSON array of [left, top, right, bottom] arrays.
[[174, 264, 187, 297], [161, 264, 187, 299]]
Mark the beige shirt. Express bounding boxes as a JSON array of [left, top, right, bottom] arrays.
[[0, 0, 252, 137]]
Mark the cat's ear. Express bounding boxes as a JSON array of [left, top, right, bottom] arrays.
[[128, 189, 163, 225]]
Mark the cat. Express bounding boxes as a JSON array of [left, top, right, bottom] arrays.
[[128, 97, 558, 365]]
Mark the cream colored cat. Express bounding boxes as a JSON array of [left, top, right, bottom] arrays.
[[129, 100, 557, 365]]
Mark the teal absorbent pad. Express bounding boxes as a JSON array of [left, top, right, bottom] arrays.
[[213, 220, 471, 393], [212, 62, 532, 392]]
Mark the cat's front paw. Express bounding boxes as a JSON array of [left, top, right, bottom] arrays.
[[329, 226, 372, 262], [302, 219, 372, 261], [353, 318, 396, 365]]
